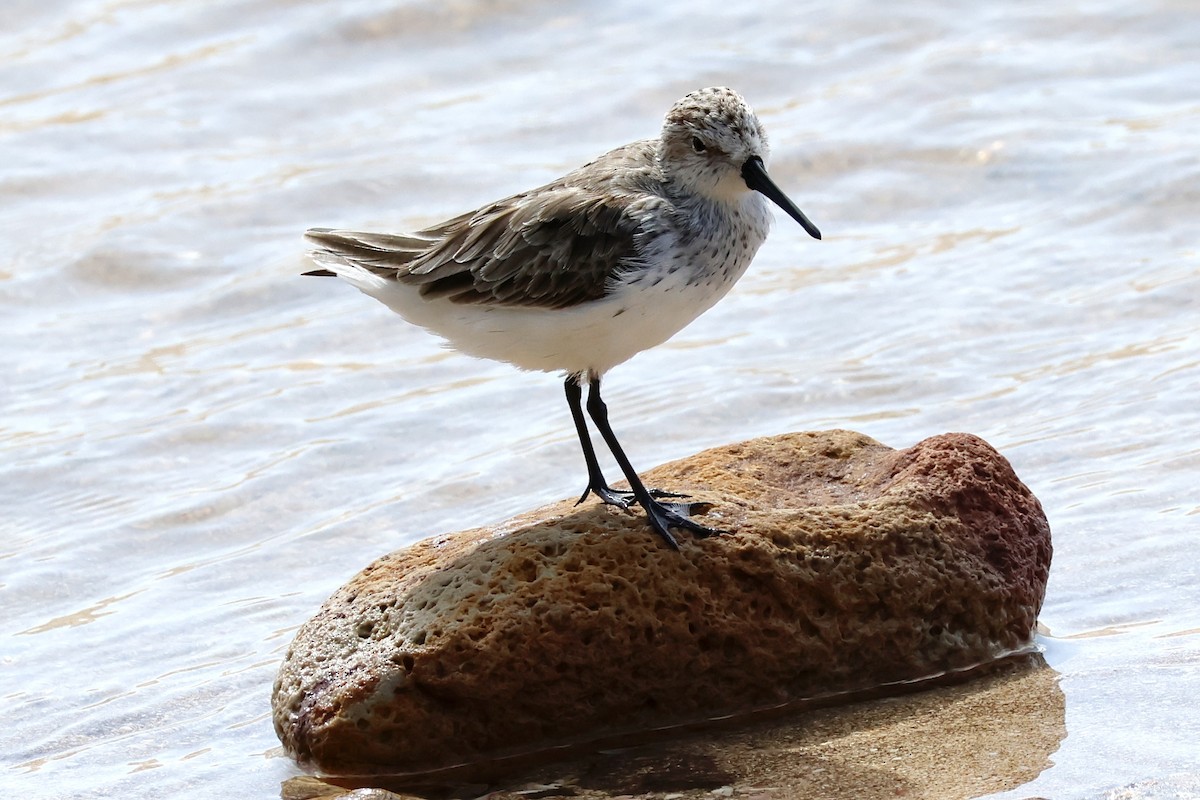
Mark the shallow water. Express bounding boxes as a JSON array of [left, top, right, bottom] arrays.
[[2, 1, 1197, 798]]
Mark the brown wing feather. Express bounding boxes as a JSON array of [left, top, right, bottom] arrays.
[[403, 189, 640, 309], [305, 140, 663, 310]]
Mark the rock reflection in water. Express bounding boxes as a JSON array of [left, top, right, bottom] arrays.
[[287, 653, 1063, 800]]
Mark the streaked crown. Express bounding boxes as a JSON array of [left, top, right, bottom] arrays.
[[658, 87, 771, 201]]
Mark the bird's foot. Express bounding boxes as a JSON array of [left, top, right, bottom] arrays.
[[642, 497, 725, 550], [575, 483, 722, 549], [576, 484, 690, 509]]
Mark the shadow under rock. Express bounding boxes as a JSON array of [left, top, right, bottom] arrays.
[[285, 651, 1065, 800]]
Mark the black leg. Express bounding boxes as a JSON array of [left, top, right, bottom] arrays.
[[584, 375, 722, 549], [566, 374, 627, 507], [566, 374, 688, 509]]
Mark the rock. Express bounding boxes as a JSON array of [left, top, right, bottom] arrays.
[[272, 430, 1052, 776]]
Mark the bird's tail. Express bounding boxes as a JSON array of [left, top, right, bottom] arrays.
[[302, 227, 436, 290]]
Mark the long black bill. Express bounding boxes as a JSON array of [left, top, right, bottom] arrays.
[[741, 156, 822, 240]]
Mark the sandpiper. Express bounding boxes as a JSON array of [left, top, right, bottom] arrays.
[[304, 87, 821, 549]]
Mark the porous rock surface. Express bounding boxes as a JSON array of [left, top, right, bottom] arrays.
[[272, 430, 1051, 775]]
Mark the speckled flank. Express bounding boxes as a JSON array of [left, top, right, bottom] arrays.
[[303, 87, 802, 377]]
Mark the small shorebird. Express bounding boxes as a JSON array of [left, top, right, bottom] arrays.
[[304, 87, 820, 548]]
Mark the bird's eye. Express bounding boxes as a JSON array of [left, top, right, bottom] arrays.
[[691, 136, 707, 154]]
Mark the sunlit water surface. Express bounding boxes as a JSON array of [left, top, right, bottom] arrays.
[[2, 1, 1197, 798]]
